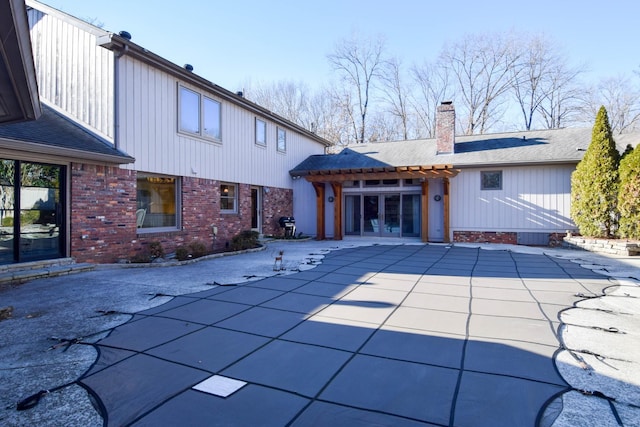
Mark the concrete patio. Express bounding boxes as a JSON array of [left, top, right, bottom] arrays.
[[1, 239, 639, 426]]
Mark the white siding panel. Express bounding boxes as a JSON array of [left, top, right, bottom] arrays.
[[28, 10, 114, 140], [450, 165, 576, 233], [118, 56, 325, 189]]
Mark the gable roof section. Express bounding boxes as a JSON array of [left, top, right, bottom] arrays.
[[0, 103, 134, 164], [23, 1, 330, 148], [291, 127, 640, 178], [0, 0, 41, 124]]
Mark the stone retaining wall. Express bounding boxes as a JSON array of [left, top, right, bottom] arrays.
[[563, 236, 640, 256]]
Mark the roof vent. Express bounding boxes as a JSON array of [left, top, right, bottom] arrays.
[[236, 91, 243, 97], [119, 31, 131, 40], [184, 64, 194, 72]]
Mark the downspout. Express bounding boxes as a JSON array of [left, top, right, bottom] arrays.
[[113, 43, 129, 151]]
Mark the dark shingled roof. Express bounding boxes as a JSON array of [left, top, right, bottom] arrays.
[[291, 127, 640, 175], [0, 103, 134, 163]]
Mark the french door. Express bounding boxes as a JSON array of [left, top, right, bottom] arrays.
[[0, 160, 65, 264], [345, 193, 420, 237]]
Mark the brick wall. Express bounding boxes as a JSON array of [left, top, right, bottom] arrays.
[[70, 163, 137, 263], [453, 231, 518, 245], [263, 186, 293, 236], [70, 166, 293, 263]]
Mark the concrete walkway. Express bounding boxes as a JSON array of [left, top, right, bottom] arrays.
[[1, 239, 639, 426]]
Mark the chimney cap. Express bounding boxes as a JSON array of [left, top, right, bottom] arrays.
[[441, 101, 453, 105]]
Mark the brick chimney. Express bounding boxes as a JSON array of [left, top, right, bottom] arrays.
[[436, 101, 455, 154]]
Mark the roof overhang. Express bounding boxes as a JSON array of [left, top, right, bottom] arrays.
[[294, 164, 459, 182], [0, 0, 41, 124], [0, 136, 135, 165]]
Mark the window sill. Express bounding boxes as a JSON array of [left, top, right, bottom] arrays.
[[137, 227, 181, 235], [178, 130, 222, 145]]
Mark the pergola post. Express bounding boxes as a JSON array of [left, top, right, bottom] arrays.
[[330, 182, 343, 240], [312, 182, 325, 240], [421, 180, 429, 242], [443, 177, 451, 243]]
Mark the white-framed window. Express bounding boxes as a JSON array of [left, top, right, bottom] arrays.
[[136, 173, 180, 231], [178, 85, 221, 141], [256, 118, 267, 146], [220, 183, 237, 213], [481, 170, 503, 190], [277, 127, 286, 152]]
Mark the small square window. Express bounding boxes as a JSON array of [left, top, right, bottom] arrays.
[[256, 119, 266, 146], [220, 183, 237, 213], [481, 171, 502, 190], [277, 127, 286, 152]]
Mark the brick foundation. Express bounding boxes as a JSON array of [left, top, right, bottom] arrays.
[[70, 165, 293, 263], [453, 231, 518, 245]]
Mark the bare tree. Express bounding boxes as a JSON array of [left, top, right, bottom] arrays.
[[440, 32, 523, 135], [581, 74, 640, 134], [378, 57, 411, 140], [327, 34, 388, 143], [410, 61, 452, 138], [510, 34, 585, 130], [537, 62, 585, 129]]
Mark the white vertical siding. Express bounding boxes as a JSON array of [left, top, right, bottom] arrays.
[[28, 9, 114, 140], [450, 165, 576, 233], [292, 179, 318, 236], [116, 56, 325, 189]]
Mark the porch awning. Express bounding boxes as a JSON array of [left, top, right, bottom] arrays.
[[294, 164, 459, 182]]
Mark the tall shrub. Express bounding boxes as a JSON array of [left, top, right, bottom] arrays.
[[570, 106, 620, 237], [618, 144, 640, 239]]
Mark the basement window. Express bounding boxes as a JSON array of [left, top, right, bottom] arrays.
[[481, 170, 502, 190]]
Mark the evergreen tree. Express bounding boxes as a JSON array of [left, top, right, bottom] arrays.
[[570, 106, 620, 237], [617, 143, 640, 239]]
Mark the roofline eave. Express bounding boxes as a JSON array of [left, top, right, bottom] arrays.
[[0, 137, 135, 164]]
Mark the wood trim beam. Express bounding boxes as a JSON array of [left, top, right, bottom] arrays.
[[302, 165, 459, 183]]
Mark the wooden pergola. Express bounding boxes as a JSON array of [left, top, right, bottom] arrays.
[[297, 164, 460, 243]]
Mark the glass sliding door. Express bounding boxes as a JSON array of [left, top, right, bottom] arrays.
[[0, 160, 65, 264], [401, 194, 420, 237], [344, 195, 361, 235], [0, 161, 16, 264], [381, 194, 400, 237], [363, 195, 379, 235], [345, 192, 420, 238]]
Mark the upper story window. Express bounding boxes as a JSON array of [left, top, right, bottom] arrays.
[[481, 170, 503, 190], [277, 127, 286, 152], [220, 183, 237, 213], [256, 118, 266, 146], [179, 85, 221, 141]]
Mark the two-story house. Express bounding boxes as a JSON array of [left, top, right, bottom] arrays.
[[0, 0, 329, 265]]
